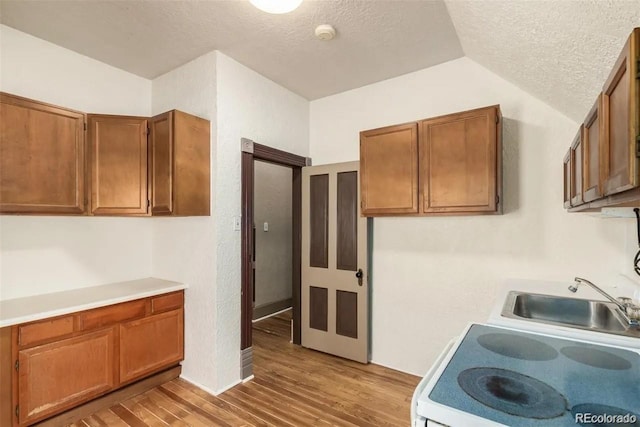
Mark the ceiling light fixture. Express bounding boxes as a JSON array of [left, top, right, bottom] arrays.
[[249, 0, 303, 14]]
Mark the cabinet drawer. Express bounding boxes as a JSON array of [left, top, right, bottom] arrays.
[[18, 316, 74, 347], [79, 299, 147, 331], [151, 291, 184, 314]]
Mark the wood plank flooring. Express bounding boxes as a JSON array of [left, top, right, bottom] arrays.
[[68, 310, 420, 426]]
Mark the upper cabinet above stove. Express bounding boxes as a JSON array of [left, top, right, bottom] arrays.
[[565, 27, 640, 211], [360, 105, 502, 217]]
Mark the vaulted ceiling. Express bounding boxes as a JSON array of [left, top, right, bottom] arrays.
[[1, 0, 638, 122]]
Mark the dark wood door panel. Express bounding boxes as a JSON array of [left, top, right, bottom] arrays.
[[336, 171, 358, 271], [309, 174, 329, 268]]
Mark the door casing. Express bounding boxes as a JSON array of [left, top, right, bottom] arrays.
[[240, 139, 309, 363]]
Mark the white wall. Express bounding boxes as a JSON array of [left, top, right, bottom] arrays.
[[151, 52, 218, 393], [215, 52, 309, 389], [0, 25, 153, 300], [309, 57, 631, 375], [254, 161, 293, 309]]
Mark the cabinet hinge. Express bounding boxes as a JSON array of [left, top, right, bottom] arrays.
[[15, 405, 19, 419], [15, 360, 19, 371], [84, 122, 87, 131], [636, 136, 640, 158], [146, 125, 150, 135], [495, 115, 500, 124], [147, 199, 150, 208], [496, 195, 500, 205]]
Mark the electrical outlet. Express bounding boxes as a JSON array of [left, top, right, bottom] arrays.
[[233, 216, 241, 231], [263, 222, 269, 232]]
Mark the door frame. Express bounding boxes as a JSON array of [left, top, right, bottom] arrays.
[[240, 138, 309, 375]]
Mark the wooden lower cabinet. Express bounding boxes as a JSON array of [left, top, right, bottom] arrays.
[[119, 308, 184, 384], [4, 290, 184, 426], [17, 329, 116, 425]]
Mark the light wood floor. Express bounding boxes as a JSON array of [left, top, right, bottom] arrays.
[[67, 311, 420, 426]]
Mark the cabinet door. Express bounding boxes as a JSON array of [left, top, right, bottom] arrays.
[[570, 127, 584, 206], [149, 111, 173, 215], [360, 123, 418, 215], [563, 150, 572, 208], [119, 308, 184, 384], [0, 93, 86, 214], [583, 96, 604, 203], [18, 328, 116, 425], [420, 106, 500, 213], [602, 28, 639, 196], [172, 111, 211, 216], [88, 115, 148, 215]]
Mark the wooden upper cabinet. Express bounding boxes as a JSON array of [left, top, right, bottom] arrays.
[[601, 27, 639, 197], [360, 123, 418, 215], [583, 96, 604, 203], [149, 110, 210, 216], [0, 93, 86, 214], [563, 149, 572, 208], [570, 127, 584, 207], [88, 115, 149, 215], [149, 112, 173, 215], [420, 106, 502, 214]]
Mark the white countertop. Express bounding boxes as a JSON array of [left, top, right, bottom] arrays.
[[0, 277, 187, 328], [488, 277, 640, 349]]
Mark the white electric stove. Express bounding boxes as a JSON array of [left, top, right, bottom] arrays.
[[412, 322, 640, 426]]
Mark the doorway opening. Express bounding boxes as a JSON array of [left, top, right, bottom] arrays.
[[240, 138, 308, 379]]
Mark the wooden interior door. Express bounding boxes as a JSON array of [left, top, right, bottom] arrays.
[[602, 28, 639, 196], [88, 114, 148, 215], [301, 161, 368, 363]]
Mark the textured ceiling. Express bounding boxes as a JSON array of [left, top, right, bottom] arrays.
[[444, 0, 640, 122], [1, 0, 638, 120], [0, 0, 463, 100]]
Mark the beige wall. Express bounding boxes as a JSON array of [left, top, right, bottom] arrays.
[[254, 161, 293, 312], [309, 56, 633, 376]]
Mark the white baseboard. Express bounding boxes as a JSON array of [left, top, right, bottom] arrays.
[[369, 359, 421, 377], [242, 375, 255, 383], [252, 307, 292, 323], [178, 375, 219, 396]]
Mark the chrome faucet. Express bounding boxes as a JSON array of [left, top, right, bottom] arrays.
[[569, 277, 640, 327]]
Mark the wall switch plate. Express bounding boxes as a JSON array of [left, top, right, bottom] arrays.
[[263, 222, 269, 232], [233, 216, 241, 231]]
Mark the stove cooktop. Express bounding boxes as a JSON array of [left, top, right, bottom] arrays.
[[426, 325, 640, 426]]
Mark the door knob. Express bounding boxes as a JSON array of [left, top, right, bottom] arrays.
[[355, 269, 363, 286]]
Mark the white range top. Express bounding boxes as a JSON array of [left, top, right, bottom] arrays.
[[0, 277, 187, 328]]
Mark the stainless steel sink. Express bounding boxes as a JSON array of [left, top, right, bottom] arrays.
[[502, 291, 640, 338]]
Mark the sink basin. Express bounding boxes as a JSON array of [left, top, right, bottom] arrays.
[[502, 292, 640, 338]]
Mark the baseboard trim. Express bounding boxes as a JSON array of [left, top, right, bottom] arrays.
[[179, 375, 218, 397], [252, 298, 292, 320], [34, 365, 182, 426]]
